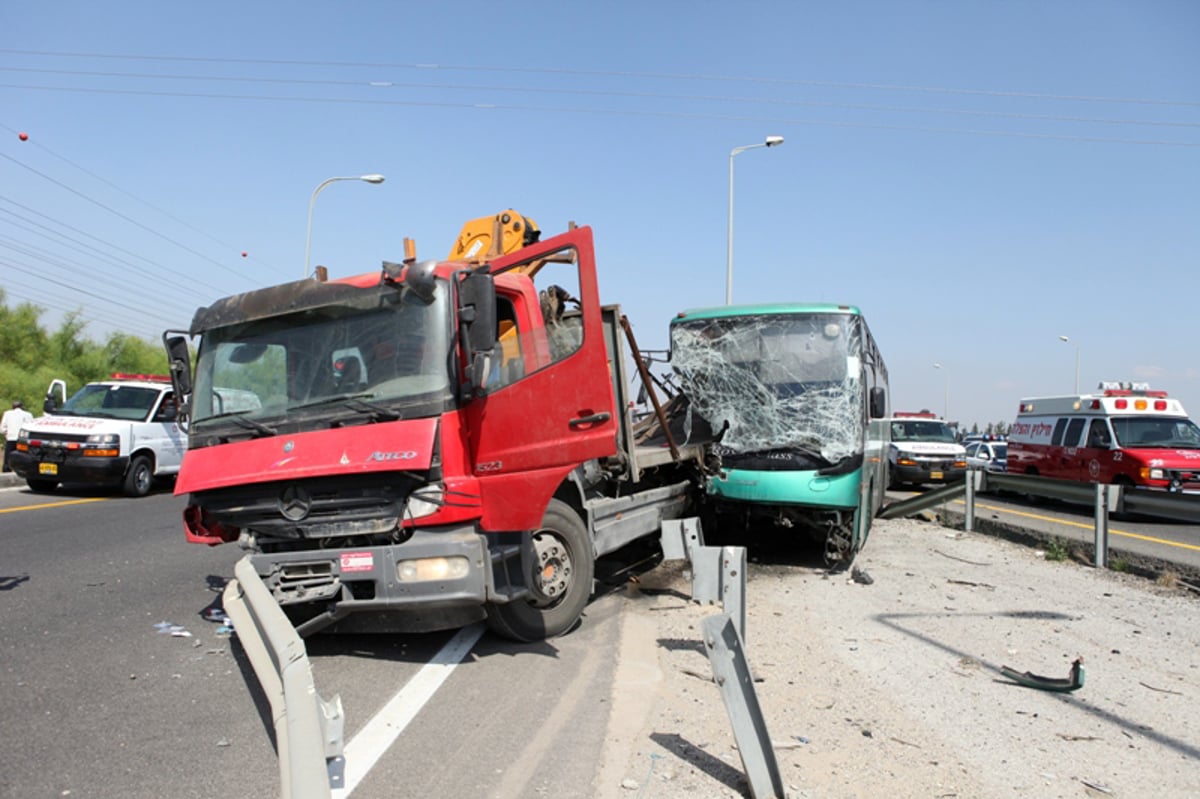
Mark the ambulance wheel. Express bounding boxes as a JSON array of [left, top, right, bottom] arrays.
[[123, 454, 154, 498], [27, 479, 58, 493], [486, 499, 594, 642]]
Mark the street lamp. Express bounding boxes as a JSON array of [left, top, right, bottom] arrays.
[[932, 362, 950, 420], [1058, 335, 1080, 394], [726, 135, 784, 304], [304, 174, 386, 277]]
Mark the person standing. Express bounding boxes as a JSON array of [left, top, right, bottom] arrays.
[[1, 400, 34, 472]]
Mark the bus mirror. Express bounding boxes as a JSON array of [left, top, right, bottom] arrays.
[[870, 386, 887, 419]]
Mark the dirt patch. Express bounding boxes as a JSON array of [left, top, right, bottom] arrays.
[[599, 517, 1200, 798]]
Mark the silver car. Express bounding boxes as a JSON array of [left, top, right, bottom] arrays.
[[965, 440, 1007, 472]]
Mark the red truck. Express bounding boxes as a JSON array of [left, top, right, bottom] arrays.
[[164, 220, 706, 641]]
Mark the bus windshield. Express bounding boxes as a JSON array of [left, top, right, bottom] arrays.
[[190, 283, 454, 430], [670, 312, 864, 463]]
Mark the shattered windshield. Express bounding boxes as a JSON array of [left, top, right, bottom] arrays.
[[190, 283, 453, 429], [670, 312, 864, 463]]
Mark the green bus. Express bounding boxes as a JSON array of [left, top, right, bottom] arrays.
[[669, 303, 889, 565]]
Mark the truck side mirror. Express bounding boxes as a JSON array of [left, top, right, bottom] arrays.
[[163, 332, 194, 398], [459, 272, 497, 353], [869, 386, 887, 419]]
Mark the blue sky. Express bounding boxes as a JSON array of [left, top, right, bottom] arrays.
[[2, 1, 1198, 430]]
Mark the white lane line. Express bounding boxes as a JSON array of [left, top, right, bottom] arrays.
[[332, 622, 485, 798]]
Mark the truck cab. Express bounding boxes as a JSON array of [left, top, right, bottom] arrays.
[[11, 374, 185, 496]]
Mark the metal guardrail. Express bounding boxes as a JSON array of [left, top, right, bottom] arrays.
[[881, 469, 1200, 571], [660, 518, 784, 798], [223, 557, 346, 799]]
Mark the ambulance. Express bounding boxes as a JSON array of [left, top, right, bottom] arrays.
[[886, 411, 967, 488], [1007, 381, 1200, 492], [10, 374, 186, 497]]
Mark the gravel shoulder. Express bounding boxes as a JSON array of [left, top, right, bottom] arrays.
[[598, 517, 1200, 799]]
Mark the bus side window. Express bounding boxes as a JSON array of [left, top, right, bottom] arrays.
[[1050, 418, 1068, 446]]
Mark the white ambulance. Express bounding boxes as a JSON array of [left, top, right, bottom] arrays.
[[10, 374, 186, 497], [886, 411, 967, 488], [1007, 381, 1200, 492]]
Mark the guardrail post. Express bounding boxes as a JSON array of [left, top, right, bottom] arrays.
[[1094, 483, 1109, 569], [964, 469, 977, 532]]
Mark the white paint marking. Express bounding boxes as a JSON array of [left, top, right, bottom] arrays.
[[331, 623, 484, 797]]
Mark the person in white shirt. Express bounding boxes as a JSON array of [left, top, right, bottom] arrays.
[[1, 400, 34, 472]]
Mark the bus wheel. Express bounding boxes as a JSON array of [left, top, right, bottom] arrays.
[[486, 499, 594, 642]]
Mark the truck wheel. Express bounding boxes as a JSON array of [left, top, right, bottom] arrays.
[[123, 454, 154, 498], [27, 479, 58, 493], [486, 499, 594, 642]]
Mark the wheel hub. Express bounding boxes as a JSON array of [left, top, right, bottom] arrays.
[[530, 531, 572, 606]]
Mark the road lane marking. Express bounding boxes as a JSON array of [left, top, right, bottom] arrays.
[[0, 497, 110, 514], [332, 622, 485, 798], [967, 500, 1200, 553]]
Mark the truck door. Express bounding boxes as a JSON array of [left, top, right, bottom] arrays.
[[464, 227, 618, 526]]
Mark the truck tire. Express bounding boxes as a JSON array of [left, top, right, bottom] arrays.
[[27, 479, 58, 493], [123, 454, 154, 498], [486, 499, 594, 642]]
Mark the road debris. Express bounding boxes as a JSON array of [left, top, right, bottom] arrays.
[[999, 657, 1084, 692]]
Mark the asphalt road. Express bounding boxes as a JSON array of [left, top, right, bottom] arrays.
[[2, 476, 1197, 798], [0, 483, 632, 799]]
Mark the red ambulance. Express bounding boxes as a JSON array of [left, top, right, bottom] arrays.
[[1007, 382, 1200, 492]]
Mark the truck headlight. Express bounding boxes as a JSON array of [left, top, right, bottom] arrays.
[[404, 484, 445, 520], [1148, 468, 1166, 480], [84, 433, 120, 457], [397, 556, 470, 582]]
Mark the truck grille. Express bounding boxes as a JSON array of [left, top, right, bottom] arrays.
[[192, 472, 421, 540]]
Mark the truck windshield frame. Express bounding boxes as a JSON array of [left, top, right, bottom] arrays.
[[189, 282, 455, 431], [671, 311, 866, 465]]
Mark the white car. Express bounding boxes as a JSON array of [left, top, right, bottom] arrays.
[[964, 440, 1007, 473]]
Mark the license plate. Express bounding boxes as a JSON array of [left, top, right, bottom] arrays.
[[39, 462, 58, 476], [930, 471, 943, 480]]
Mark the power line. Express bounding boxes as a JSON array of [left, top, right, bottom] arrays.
[[2, 83, 1196, 147], [1, 66, 1196, 129], [3, 48, 1197, 108]]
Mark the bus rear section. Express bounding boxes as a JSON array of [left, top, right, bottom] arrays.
[[1007, 381, 1200, 492]]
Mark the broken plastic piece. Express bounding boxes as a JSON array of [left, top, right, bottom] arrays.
[[999, 657, 1085, 692]]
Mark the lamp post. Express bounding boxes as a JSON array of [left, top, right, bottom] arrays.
[[1058, 335, 1080, 394], [932, 362, 950, 420], [726, 135, 784, 304], [304, 174, 386, 277]]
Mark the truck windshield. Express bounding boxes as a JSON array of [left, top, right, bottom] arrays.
[[671, 312, 864, 463], [190, 283, 453, 429], [56, 384, 161, 422], [891, 420, 957, 442], [1111, 417, 1200, 448]]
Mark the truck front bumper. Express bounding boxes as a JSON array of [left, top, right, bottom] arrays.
[[247, 526, 526, 634]]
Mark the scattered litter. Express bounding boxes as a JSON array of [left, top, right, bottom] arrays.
[[1139, 681, 1183, 695], [202, 607, 230, 624], [947, 578, 995, 590], [216, 739, 231, 748], [153, 621, 193, 638], [890, 737, 921, 748], [1056, 733, 1101, 742], [215, 625, 234, 638], [620, 778, 639, 791], [1079, 778, 1113, 794], [850, 566, 874, 585], [1000, 657, 1085, 692], [933, 549, 990, 566]]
